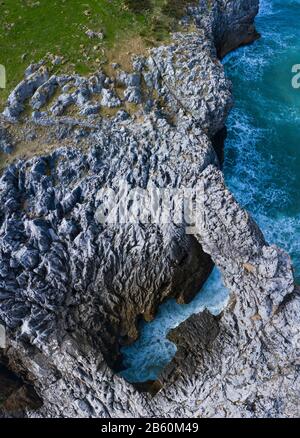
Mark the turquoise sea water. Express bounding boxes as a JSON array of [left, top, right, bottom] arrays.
[[120, 0, 300, 383], [223, 0, 300, 282]]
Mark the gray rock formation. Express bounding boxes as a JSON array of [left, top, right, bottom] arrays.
[[0, 126, 13, 154], [3, 66, 49, 121], [0, 0, 299, 418]]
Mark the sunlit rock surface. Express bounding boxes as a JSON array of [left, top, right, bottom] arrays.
[[0, 0, 299, 418]]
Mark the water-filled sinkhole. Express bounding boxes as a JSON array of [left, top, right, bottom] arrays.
[[120, 268, 229, 383]]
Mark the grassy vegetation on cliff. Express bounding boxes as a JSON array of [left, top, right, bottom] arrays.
[[0, 0, 198, 106]]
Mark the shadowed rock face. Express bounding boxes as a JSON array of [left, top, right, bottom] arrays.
[[212, 0, 261, 57], [0, 365, 22, 406], [0, 360, 42, 417], [0, 0, 298, 419]]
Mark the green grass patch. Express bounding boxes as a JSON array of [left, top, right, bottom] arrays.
[[0, 0, 198, 107]]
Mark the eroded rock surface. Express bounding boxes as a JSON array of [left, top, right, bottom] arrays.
[[0, 0, 299, 418]]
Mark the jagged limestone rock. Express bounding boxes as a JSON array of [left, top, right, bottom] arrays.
[[0, 126, 13, 154], [1, 0, 299, 419]]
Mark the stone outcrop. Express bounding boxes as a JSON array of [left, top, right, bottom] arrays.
[[210, 0, 261, 57], [0, 0, 299, 418]]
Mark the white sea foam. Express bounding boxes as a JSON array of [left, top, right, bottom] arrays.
[[258, 0, 274, 17], [257, 212, 300, 267], [224, 0, 300, 277]]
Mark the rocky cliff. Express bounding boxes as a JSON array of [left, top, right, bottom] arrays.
[[0, 0, 299, 418]]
